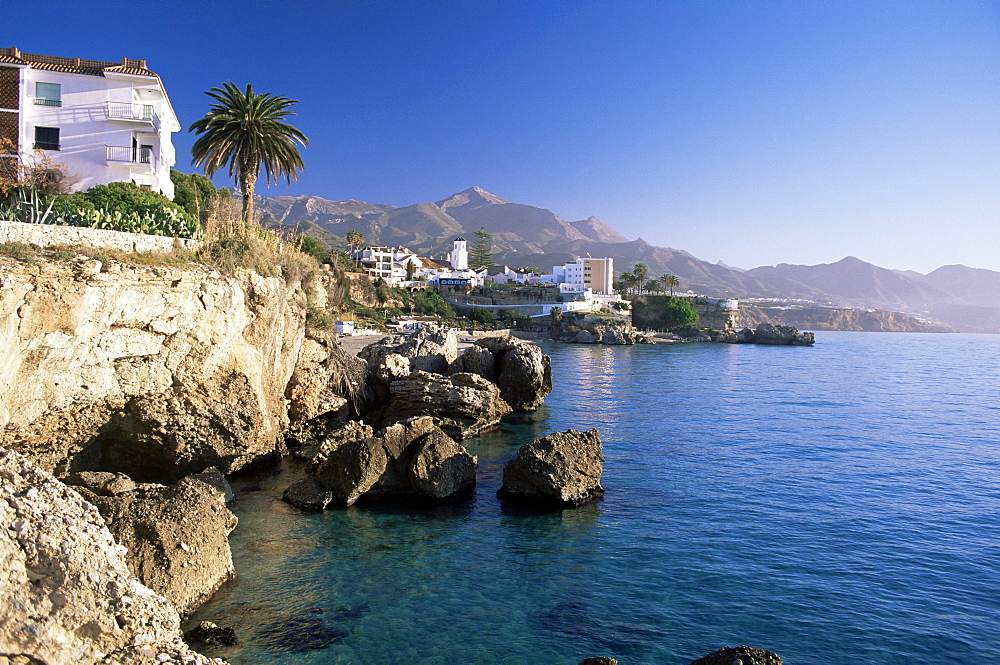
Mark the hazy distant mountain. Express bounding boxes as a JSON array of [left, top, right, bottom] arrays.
[[257, 186, 1000, 333]]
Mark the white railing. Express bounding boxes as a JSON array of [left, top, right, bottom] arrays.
[[106, 145, 153, 164], [106, 102, 156, 124]]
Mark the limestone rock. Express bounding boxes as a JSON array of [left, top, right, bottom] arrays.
[[385, 371, 512, 438], [306, 417, 476, 507], [499, 429, 604, 508], [575, 330, 596, 343], [285, 336, 361, 423], [409, 429, 477, 499], [359, 326, 459, 375], [0, 262, 308, 479], [62, 470, 136, 496], [447, 345, 496, 382], [76, 476, 238, 617], [100, 371, 277, 482], [579, 659, 619, 665], [474, 334, 521, 354], [282, 475, 336, 511], [736, 323, 815, 346], [0, 448, 215, 663], [689, 645, 783, 665], [495, 343, 553, 412]]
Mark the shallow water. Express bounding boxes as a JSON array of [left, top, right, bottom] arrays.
[[191, 332, 1000, 664]]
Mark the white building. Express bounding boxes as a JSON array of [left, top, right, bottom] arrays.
[[547, 257, 615, 294], [0, 47, 179, 197], [450, 236, 468, 270]]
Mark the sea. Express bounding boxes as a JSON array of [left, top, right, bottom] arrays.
[[189, 332, 1000, 665]]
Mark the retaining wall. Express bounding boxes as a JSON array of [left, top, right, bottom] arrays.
[[0, 220, 200, 253]]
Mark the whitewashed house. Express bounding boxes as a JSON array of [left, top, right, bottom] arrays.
[[0, 47, 179, 197]]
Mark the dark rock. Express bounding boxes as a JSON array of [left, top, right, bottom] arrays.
[[579, 658, 619, 665], [474, 334, 522, 354], [282, 475, 336, 511], [736, 323, 814, 346], [689, 645, 784, 665], [499, 429, 604, 508], [308, 416, 476, 506], [495, 343, 553, 412], [258, 616, 346, 652], [184, 620, 238, 646], [448, 345, 496, 382], [409, 429, 477, 499]]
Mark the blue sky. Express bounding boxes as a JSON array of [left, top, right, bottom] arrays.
[[6, 0, 999, 272]]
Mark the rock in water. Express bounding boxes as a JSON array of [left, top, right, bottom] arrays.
[[494, 342, 553, 412], [689, 645, 784, 665], [409, 429, 478, 499], [579, 659, 619, 665], [738, 323, 814, 346], [307, 416, 476, 506], [498, 429, 604, 508]]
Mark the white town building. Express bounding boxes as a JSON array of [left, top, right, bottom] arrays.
[[546, 257, 615, 294], [0, 47, 179, 198]]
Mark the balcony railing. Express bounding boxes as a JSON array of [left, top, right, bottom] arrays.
[[106, 102, 155, 123], [33, 98, 61, 107], [106, 145, 153, 164], [33, 141, 60, 150]]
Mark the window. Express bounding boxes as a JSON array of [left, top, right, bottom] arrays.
[[34, 82, 61, 107], [34, 126, 60, 150]]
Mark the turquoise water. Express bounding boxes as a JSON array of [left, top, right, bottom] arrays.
[[191, 333, 1000, 664]]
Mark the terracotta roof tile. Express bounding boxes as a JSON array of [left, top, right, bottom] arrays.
[[0, 47, 157, 77]]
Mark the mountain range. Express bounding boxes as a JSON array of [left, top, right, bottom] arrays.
[[256, 186, 1000, 333]]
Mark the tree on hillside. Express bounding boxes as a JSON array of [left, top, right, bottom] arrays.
[[645, 279, 663, 294], [632, 263, 649, 293], [346, 229, 364, 269], [660, 274, 679, 296], [470, 226, 493, 270], [170, 169, 229, 223], [189, 82, 309, 226], [618, 271, 640, 296]]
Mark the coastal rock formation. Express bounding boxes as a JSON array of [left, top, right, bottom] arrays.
[[447, 344, 496, 382], [382, 370, 512, 438], [494, 341, 553, 412], [689, 645, 783, 665], [285, 331, 364, 423], [578, 659, 619, 665], [0, 448, 219, 664], [728, 323, 815, 346], [358, 326, 459, 375], [0, 258, 310, 479], [285, 416, 476, 508], [498, 429, 604, 508], [550, 312, 654, 346], [71, 475, 238, 617]]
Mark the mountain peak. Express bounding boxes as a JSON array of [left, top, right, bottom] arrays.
[[436, 186, 509, 209]]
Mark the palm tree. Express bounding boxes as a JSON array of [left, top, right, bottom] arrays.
[[345, 230, 364, 269], [632, 263, 648, 294], [661, 274, 679, 296], [189, 82, 309, 226]]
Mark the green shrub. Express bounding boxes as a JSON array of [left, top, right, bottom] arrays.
[[632, 295, 699, 331], [413, 291, 455, 317], [305, 306, 336, 331]]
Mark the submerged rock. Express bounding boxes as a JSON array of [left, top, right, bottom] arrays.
[[498, 429, 604, 508], [579, 658, 619, 665], [689, 645, 784, 665]]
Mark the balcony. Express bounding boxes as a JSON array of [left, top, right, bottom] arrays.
[[106, 145, 153, 165], [33, 98, 61, 107], [106, 102, 158, 128]]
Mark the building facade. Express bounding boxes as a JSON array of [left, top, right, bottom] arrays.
[[0, 47, 179, 198], [549, 257, 615, 294]]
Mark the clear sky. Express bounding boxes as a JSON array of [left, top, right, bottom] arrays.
[[5, 0, 999, 273]]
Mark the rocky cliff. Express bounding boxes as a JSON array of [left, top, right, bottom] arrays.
[[736, 303, 950, 333], [0, 254, 314, 481]]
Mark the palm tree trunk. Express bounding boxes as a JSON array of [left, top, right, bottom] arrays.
[[240, 159, 259, 227]]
